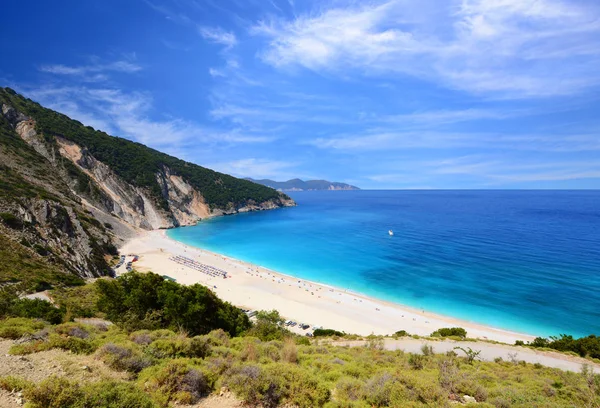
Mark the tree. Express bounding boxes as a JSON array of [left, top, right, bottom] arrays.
[[454, 347, 481, 364]]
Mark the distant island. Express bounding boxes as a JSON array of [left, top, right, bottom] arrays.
[[246, 178, 360, 191]]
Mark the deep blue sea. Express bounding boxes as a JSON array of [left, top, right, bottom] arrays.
[[168, 190, 600, 337]]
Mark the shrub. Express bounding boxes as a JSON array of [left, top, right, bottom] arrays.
[[148, 337, 189, 359], [9, 298, 64, 324], [131, 332, 153, 345], [421, 344, 434, 356], [21, 376, 157, 408], [139, 360, 210, 405], [47, 333, 95, 354], [408, 353, 425, 370], [454, 347, 481, 364], [24, 376, 84, 408], [225, 364, 278, 407], [0, 318, 46, 339], [335, 377, 364, 402], [394, 330, 409, 337], [240, 339, 258, 362], [77, 381, 157, 408], [265, 364, 330, 407], [96, 272, 250, 337], [529, 334, 600, 359], [296, 336, 311, 346], [314, 328, 345, 337], [366, 335, 384, 350], [189, 335, 212, 358], [281, 337, 298, 363], [98, 343, 153, 373], [431, 327, 467, 338], [245, 310, 290, 341], [363, 372, 394, 406], [0, 376, 33, 393]]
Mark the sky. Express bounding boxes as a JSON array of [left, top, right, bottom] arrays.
[[1, 0, 599, 189]]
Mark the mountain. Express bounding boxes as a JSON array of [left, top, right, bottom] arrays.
[[0, 87, 294, 287], [247, 178, 359, 191]]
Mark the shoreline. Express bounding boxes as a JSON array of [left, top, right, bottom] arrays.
[[119, 230, 536, 344]]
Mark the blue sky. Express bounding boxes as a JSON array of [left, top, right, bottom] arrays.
[[1, 0, 599, 189]]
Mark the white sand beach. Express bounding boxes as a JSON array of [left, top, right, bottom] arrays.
[[119, 230, 536, 344]]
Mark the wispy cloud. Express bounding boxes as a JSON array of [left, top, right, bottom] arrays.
[[20, 84, 272, 163], [204, 158, 300, 179], [39, 60, 142, 79], [199, 26, 238, 49], [307, 129, 600, 152], [253, 0, 600, 98]]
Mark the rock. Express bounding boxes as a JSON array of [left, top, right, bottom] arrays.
[[16, 397, 23, 405], [82, 365, 91, 372], [463, 395, 477, 403], [16, 392, 22, 398]]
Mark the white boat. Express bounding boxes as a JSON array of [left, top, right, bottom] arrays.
[[388, 229, 394, 236]]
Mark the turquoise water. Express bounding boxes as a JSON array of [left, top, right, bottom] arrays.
[[167, 190, 600, 337]]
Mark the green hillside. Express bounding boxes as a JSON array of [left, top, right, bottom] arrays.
[[0, 87, 290, 210], [0, 272, 598, 408]]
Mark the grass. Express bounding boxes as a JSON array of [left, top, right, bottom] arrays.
[[0, 317, 597, 407]]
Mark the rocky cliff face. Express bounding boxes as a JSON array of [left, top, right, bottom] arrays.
[[0, 197, 112, 279], [1, 102, 295, 233], [0, 90, 294, 285]]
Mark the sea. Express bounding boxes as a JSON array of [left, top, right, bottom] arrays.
[[167, 190, 600, 338]]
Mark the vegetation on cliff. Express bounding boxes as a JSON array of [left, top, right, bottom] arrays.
[[0, 87, 291, 211]]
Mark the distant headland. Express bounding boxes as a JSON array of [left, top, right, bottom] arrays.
[[246, 178, 360, 191]]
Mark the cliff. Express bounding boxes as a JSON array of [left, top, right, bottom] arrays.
[[0, 87, 295, 285]]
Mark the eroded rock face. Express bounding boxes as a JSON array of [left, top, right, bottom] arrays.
[[2, 103, 294, 233], [4, 198, 109, 278]]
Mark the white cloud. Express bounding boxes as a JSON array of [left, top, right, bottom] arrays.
[[39, 60, 142, 77], [307, 129, 600, 152], [252, 0, 600, 97], [199, 26, 238, 49], [204, 158, 299, 179], [21, 84, 272, 163]]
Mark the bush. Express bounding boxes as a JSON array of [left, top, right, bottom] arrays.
[[22, 376, 158, 408], [408, 353, 425, 370], [313, 328, 345, 337], [0, 376, 33, 393], [77, 381, 158, 408], [431, 327, 467, 338], [0, 317, 46, 339], [363, 372, 394, 406], [245, 310, 290, 341], [9, 298, 64, 324], [281, 337, 298, 363], [528, 334, 600, 359], [335, 377, 364, 402], [98, 343, 153, 373], [24, 376, 83, 408], [394, 330, 409, 337], [138, 360, 210, 405], [225, 364, 278, 407], [96, 272, 250, 336], [420, 344, 434, 356], [265, 364, 330, 407]]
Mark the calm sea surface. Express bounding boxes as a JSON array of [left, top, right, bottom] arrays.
[[168, 190, 600, 337]]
